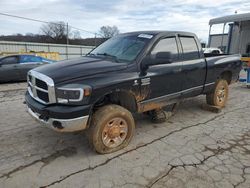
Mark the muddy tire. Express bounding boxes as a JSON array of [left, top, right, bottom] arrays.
[[88, 104, 135, 154], [206, 79, 229, 107]]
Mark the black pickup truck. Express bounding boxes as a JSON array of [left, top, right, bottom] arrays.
[[25, 31, 242, 153]]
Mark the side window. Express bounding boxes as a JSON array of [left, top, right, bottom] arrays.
[[1, 56, 19, 65], [151, 37, 179, 61], [179, 37, 200, 60]]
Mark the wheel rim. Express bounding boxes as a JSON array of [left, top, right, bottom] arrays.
[[102, 117, 128, 148], [216, 85, 226, 104]]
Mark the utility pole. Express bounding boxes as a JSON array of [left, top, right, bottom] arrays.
[[66, 22, 69, 45], [94, 33, 97, 47], [66, 22, 69, 59]]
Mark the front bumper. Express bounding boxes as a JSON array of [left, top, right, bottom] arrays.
[[25, 92, 91, 132], [27, 107, 89, 132]]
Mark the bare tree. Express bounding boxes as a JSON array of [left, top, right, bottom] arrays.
[[25, 33, 35, 37], [40, 21, 70, 43], [99, 25, 119, 38]]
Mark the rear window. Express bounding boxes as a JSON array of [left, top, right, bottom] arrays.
[[21, 55, 42, 63], [211, 50, 220, 54], [180, 37, 200, 60]]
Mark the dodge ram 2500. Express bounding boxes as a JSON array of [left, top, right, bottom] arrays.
[[25, 31, 242, 153]]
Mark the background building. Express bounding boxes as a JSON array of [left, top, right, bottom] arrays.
[[0, 41, 94, 60], [208, 13, 250, 55]]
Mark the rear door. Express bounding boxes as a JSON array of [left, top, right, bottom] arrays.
[[0, 56, 20, 82], [178, 36, 206, 97]]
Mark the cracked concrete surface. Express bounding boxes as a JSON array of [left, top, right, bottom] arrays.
[[0, 83, 250, 188]]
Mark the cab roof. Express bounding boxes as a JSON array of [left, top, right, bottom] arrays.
[[121, 31, 197, 38]]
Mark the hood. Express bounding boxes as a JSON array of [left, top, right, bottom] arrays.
[[33, 57, 127, 84]]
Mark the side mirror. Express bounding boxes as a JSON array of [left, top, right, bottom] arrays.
[[141, 52, 173, 71], [155, 52, 173, 63]]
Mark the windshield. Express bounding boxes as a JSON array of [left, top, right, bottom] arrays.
[[88, 35, 151, 63]]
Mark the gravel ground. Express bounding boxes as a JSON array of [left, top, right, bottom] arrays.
[[0, 82, 250, 188]]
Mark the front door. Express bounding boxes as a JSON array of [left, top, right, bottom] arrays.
[[0, 56, 20, 82], [140, 36, 183, 102]]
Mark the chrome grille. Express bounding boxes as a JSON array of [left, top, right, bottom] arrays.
[[27, 70, 56, 104], [36, 79, 48, 90], [37, 90, 49, 103]]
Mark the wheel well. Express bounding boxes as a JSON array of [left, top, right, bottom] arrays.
[[220, 71, 232, 84], [93, 91, 138, 113]]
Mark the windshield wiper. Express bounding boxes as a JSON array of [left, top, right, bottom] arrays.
[[96, 53, 119, 62]]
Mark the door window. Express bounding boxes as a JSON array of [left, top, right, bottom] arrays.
[[0, 56, 19, 65], [179, 37, 200, 60], [151, 37, 179, 61]]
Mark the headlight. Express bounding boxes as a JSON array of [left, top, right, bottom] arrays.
[[56, 86, 91, 104]]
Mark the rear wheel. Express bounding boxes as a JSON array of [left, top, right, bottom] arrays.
[[88, 104, 135, 154], [206, 79, 229, 107]]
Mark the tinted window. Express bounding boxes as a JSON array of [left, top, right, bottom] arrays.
[[180, 37, 199, 60], [1, 56, 19, 65], [151, 37, 179, 60], [21, 55, 42, 63]]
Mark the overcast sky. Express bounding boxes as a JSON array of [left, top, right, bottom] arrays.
[[0, 0, 249, 42]]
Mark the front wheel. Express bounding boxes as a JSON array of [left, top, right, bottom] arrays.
[[206, 79, 229, 107], [88, 104, 135, 154]]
